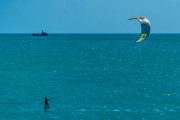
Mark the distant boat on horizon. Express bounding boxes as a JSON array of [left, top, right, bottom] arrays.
[[32, 30, 48, 36]]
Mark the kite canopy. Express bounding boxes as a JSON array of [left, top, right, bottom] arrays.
[[129, 16, 151, 42]]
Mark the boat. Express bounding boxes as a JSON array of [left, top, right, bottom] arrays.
[[32, 30, 48, 36]]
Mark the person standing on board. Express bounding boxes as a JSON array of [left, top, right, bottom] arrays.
[[44, 97, 50, 111]]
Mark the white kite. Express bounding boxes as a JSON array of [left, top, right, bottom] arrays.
[[129, 16, 151, 42]]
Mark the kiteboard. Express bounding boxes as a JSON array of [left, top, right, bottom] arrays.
[[44, 106, 50, 111]]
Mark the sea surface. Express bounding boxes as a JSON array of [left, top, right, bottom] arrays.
[[0, 33, 180, 119]]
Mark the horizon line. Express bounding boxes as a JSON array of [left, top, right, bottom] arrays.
[[0, 33, 180, 34]]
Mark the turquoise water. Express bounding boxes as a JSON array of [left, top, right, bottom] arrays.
[[0, 34, 180, 119]]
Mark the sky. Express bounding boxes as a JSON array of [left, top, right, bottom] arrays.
[[0, 0, 180, 33]]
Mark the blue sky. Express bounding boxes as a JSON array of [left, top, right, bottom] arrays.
[[0, 0, 179, 33]]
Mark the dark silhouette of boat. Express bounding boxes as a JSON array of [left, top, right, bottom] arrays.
[[32, 30, 48, 36]]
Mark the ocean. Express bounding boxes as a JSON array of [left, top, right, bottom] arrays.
[[0, 33, 179, 119]]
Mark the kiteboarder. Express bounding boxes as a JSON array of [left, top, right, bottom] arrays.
[[44, 97, 50, 111]]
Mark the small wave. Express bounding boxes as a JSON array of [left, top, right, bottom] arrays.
[[113, 109, 120, 112]]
